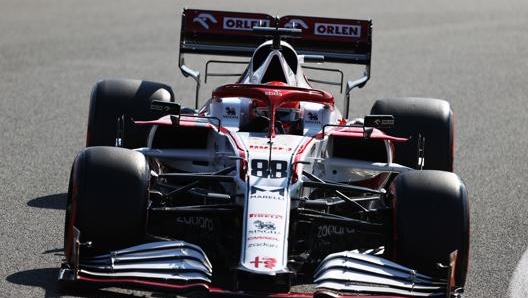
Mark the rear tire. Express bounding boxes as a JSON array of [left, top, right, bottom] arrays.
[[370, 97, 453, 171], [87, 79, 173, 148], [64, 146, 150, 258], [391, 170, 469, 287]]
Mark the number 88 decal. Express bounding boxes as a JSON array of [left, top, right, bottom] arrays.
[[251, 159, 288, 178]]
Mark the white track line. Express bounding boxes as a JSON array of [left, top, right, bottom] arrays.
[[508, 247, 528, 298]]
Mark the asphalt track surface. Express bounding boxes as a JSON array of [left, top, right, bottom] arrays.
[[1, 0, 528, 297]]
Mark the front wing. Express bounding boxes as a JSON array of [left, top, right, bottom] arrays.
[[59, 228, 459, 298]]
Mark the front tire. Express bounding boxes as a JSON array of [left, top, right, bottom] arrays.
[[371, 97, 454, 171], [87, 79, 173, 148], [391, 170, 469, 287], [64, 146, 150, 258]]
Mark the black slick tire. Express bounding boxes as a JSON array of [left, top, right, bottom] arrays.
[[86, 79, 173, 148], [371, 97, 453, 171], [391, 170, 469, 287], [64, 146, 150, 258]]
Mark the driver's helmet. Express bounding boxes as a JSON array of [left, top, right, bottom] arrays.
[[249, 40, 299, 86], [254, 102, 302, 123], [252, 82, 303, 134]]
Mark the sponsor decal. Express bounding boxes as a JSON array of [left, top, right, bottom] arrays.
[[314, 23, 361, 38], [176, 216, 214, 232], [248, 228, 280, 235], [224, 107, 238, 119], [150, 103, 171, 112], [284, 19, 309, 30], [248, 242, 279, 248], [193, 13, 217, 30], [253, 220, 276, 230], [249, 213, 283, 219], [250, 256, 277, 269], [249, 145, 292, 152], [306, 112, 321, 123], [223, 17, 270, 31], [264, 90, 282, 97], [247, 235, 280, 241], [247, 217, 281, 235], [250, 186, 285, 200], [317, 225, 356, 238], [372, 119, 394, 126]]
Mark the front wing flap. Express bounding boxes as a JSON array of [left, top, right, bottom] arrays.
[[59, 228, 212, 290], [314, 251, 448, 297], [60, 230, 456, 297]]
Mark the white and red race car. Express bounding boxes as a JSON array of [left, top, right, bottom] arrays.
[[60, 9, 469, 298]]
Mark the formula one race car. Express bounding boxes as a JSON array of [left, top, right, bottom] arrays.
[[60, 8, 469, 298]]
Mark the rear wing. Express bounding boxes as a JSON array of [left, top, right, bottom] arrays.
[[180, 9, 372, 64], [179, 9, 372, 115]]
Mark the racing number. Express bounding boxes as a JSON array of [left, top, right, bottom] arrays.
[[251, 159, 288, 178]]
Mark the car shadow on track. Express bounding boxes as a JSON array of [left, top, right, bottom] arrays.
[[27, 193, 66, 210], [6, 267, 197, 298]]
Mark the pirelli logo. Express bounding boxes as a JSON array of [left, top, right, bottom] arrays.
[[314, 23, 361, 38]]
